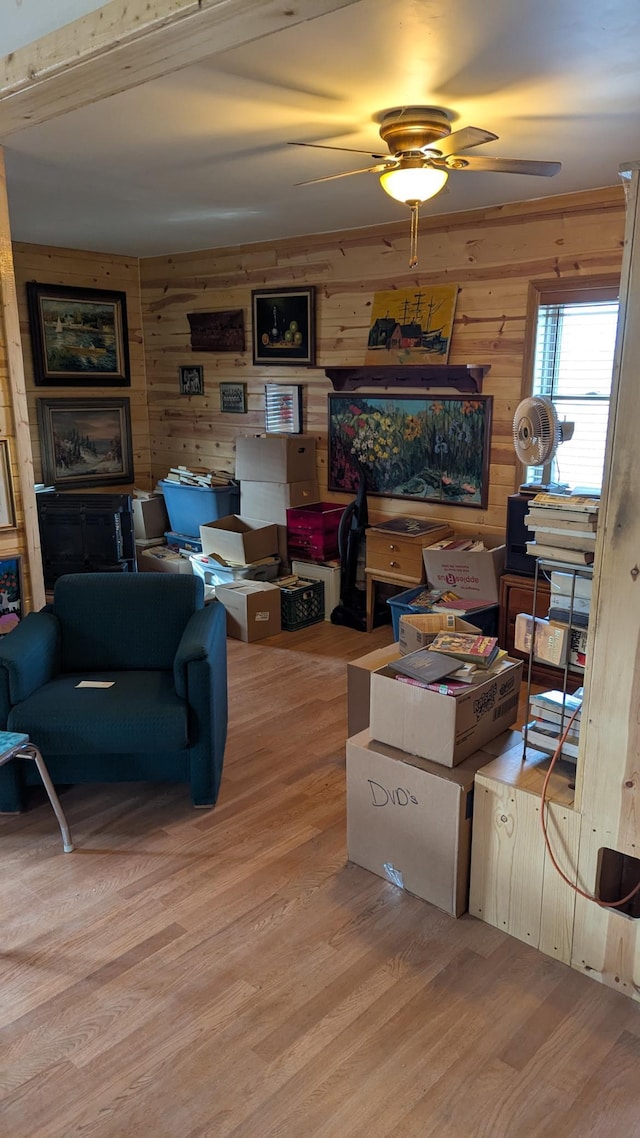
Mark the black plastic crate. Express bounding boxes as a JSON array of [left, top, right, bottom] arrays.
[[278, 578, 324, 631]]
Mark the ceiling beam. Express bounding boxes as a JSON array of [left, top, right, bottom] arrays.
[[0, 0, 360, 138]]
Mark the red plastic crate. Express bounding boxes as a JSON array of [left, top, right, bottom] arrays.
[[286, 501, 345, 561]]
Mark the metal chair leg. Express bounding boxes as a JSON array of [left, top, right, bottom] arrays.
[[17, 745, 74, 853]]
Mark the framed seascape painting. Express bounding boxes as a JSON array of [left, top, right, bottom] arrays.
[[27, 282, 131, 386], [37, 397, 134, 489], [365, 285, 459, 366], [328, 393, 492, 508], [251, 286, 315, 366]]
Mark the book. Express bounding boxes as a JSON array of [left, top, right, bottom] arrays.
[[530, 689, 583, 727], [523, 527, 596, 552], [548, 594, 590, 616], [526, 542, 594, 566], [549, 571, 593, 600], [531, 492, 600, 515], [525, 720, 580, 761], [427, 631, 499, 668], [370, 517, 452, 539], [431, 595, 497, 615], [387, 647, 461, 686], [525, 510, 598, 533], [547, 605, 589, 629]]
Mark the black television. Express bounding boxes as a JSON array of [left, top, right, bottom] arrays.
[[37, 491, 136, 589]]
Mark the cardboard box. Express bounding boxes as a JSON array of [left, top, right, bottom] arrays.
[[292, 558, 341, 622], [398, 613, 479, 656], [347, 643, 401, 736], [346, 729, 493, 916], [240, 480, 319, 526], [215, 581, 281, 641], [235, 434, 317, 483], [369, 658, 523, 767], [132, 493, 169, 540], [423, 537, 505, 604], [199, 515, 279, 566], [138, 545, 194, 574]]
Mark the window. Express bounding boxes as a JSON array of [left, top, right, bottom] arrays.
[[526, 287, 619, 492]]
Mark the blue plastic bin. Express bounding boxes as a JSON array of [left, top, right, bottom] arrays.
[[386, 586, 499, 641], [158, 480, 240, 538]]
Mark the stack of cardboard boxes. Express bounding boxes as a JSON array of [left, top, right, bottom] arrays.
[[346, 539, 522, 917]]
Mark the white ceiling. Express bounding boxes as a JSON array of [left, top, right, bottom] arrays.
[[3, 0, 640, 257]]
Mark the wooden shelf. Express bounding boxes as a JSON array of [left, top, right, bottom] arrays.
[[324, 364, 489, 393]]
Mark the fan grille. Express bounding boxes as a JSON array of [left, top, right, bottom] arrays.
[[512, 397, 560, 465]]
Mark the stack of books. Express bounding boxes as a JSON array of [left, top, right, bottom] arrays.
[[525, 688, 583, 763], [387, 638, 511, 695], [425, 537, 487, 552], [165, 465, 235, 488], [524, 492, 599, 565], [548, 569, 592, 629]]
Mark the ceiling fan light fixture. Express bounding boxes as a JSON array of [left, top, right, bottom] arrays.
[[379, 163, 448, 204]]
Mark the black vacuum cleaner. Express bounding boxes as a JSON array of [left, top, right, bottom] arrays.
[[330, 460, 369, 631]]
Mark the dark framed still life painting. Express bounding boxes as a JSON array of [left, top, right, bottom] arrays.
[[26, 282, 131, 386], [328, 394, 492, 509], [37, 397, 134, 490], [251, 286, 315, 366]]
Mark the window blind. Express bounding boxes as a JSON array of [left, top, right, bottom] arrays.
[[527, 299, 619, 491]]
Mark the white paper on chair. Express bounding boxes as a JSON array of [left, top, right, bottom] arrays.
[[75, 681, 115, 688]]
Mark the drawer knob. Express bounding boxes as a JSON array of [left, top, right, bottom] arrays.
[[389, 560, 399, 568], [388, 543, 398, 550]]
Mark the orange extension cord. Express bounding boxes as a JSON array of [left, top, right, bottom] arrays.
[[540, 702, 640, 909]]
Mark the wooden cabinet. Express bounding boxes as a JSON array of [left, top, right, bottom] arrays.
[[365, 530, 427, 577]]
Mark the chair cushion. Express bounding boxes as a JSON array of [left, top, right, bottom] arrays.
[[53, 573, 204, 672], [7, 671, 188, 755]]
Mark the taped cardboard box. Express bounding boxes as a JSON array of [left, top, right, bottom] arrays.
[[369, 658, 523, 767], [235, 434, 317, 483], [399, 612, 479, 656], [423, 537, 505, 604], [132, 493, 169, 540], [346, 729, 495, 916], [240, 480, 319, 527], [215, 580, 281, 642], [347, 642, 401, 736]]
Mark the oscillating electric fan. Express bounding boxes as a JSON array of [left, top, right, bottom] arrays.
[[512, 395, 575, 491]]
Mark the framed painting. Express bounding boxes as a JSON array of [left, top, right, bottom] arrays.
[[219, 382, 247, 413], [178, 365, 204, 395], [187, 309, 245, 352], [0, 556, 23, 636], [251, 286, 315, 366], [26, 281, 131, 386], [0, 441, 16, 529], [264, 383, 303, 433], [328, 393, 492, 508], [37, 397, 134, 489], [365, 285, 459, 365]]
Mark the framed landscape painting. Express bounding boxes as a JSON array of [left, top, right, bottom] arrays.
[[328, 393, 492, 508], [37, 397, 134, 489], [27, 281, 131, 386]]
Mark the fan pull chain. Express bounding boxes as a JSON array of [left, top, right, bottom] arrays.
[[409, 202, 420, 268]]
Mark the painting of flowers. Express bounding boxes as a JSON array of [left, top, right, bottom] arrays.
[[328, 394, 492, 508]]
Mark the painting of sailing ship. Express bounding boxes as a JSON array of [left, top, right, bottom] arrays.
[[328, 393, 492, 508], [365, 285, 459, 365], [27, 282, 131, 385], [37, 398, 134, 489]]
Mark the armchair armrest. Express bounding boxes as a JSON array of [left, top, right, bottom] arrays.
[[0, 611, 60, 712], [173, 601, 225, 698]]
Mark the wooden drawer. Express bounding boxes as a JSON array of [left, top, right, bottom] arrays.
[[366, 533, 426, 577]]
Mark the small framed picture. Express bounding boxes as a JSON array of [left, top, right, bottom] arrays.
[[251, 286, 315, 366], [219, 382, 247, 414], [265, 384, 303, 434], [178, 365, 204, 395]]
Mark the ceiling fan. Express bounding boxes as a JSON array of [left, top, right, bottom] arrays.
[[289, 106, 561, 267]]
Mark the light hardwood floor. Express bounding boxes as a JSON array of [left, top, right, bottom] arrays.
[[1, 620, 638, 1138]]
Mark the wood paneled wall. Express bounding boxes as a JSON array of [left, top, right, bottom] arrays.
[[12, 242, 151, 492], [140, 186, 625, 535]]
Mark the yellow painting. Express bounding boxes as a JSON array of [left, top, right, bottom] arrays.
[[365, 285, 459, 365]]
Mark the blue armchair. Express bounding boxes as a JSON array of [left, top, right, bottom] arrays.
[[0, 572, 228, 812]]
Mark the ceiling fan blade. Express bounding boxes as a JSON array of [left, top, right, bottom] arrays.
[[288, 141, 387, 160], [447, 154, 561, 176], [430, 126, 499, 157], [295, 163, 391, 187]]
